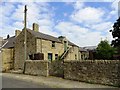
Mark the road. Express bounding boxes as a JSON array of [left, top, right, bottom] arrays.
[[2, 75, 51, 88], [1, 73, 117, 88]]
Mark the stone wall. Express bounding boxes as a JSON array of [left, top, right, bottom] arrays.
[[24, 59, 120, 86], [64, 60, 120, 87], [14, 30, 36, 70], [36, 39, 80, 61], [49, 60, 64, 77], [2, 48, 14, 71], [0, 37, 3, 47], [0, 50, 2, 72], [37, 39, 64, 60], [24, 60, 64, 77], [65, 46, 79, 61], [25, 60, 49, 77]]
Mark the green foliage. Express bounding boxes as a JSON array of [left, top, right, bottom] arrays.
[[96, 40, 115, 60], [110, 17, 120, 59], [111, 17, 120, 47]]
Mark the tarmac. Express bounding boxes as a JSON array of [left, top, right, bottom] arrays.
[[1, 72, 118, 88]]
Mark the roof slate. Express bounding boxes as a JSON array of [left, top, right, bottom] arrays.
[[3, 36, 15, 48], [27, 29, 61, 43], [27, 29, 78, 46], [2, 29, 78, 49], [79, 47, 87, 52], [83, 46, 97, 51]]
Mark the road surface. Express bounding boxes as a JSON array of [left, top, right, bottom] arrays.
[[1, 73, 117, 88], [2, 75, 51, 88]]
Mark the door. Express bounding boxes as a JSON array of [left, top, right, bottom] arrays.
[[48, 53, 52, 61]]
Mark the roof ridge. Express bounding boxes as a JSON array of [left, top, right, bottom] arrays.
[[27, 28, 78, 46], [27, 29, 58, 38]]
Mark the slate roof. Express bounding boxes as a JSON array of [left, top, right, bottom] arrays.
[[27, 29, 78, 46], [2, 36, 15, 48], [83, 46, 97, 51], [79, 47, 87, 52], [27, 29, 61, 43], [1, 29, 78, 49]]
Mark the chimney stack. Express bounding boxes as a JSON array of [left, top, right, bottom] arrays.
[[15, 30, 21, 37], [7, 34, 10, 39], [33, 23, 39, 32]]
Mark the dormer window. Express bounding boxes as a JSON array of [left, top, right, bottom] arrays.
[[52, 41, 55, 47]]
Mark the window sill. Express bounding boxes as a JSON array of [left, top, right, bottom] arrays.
[[52, 47, 56, 49]]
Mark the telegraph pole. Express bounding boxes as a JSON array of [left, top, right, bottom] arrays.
[[23, 5, 27, 73]]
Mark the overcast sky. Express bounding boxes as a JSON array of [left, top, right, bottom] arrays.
[[0, 0, 119, 47]]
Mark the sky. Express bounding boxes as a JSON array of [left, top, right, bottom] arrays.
[[0, 0, 119, 47]]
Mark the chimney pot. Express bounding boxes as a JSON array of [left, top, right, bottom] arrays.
[[7, 34, 10, 39], [33, 23, 39, 32]]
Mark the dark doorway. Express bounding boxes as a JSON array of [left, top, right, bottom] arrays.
[[48, 53, 52, 61]]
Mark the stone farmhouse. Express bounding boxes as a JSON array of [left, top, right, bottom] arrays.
[[0, 36, 15, 71], [2, 23, 83, 71], [14, 23, 81, 70], [83, 46, 97, 60], [0, 37, 3, 71], [79, 47, 89, 60]]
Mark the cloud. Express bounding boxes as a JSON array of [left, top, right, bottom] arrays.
[[2, 0, 49, 2], [55, 21, 106, 46], [71, 7, 105, 24], [1, 2, 55, 39], [109, 0, 119, 18], [39, 26, 59, 37], [11, 4, 24, 22], [13, 21, 24, 29], [73, 1, 84, 10], [54, 1, 116, 46], [0, 2, 15, 17], [38, 19, 53, 26], [0, 1, 117, 47], [55, 22, 88, 34], [111, 0, 119, 10], [90, 22, 113, 31]]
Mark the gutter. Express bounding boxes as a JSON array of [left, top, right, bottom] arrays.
[[0, 41, 8, 51]]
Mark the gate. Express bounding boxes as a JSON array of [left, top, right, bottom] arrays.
[[49, 60, 64, 78]]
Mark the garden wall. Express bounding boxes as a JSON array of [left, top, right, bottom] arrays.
[[25, 60, 49, 77], [64, 60, 120, 86], [49, 61, 64, 77], [24, 60, 120, 86]]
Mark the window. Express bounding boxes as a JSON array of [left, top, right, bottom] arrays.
[[55, 54, 58, 60], [64, 41, 67, 51], [75, 54, 77, 60], [52, 41, 55, 47], [81, 55, 83, 60], [48, 53, 52, 61]]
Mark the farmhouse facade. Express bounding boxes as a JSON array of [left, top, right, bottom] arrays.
[[14, 23, 80, 70], [0, 36, 15, 71]]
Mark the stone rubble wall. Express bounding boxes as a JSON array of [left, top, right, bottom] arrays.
[[48, 60, 64, 77], [25, 60, 49, 77], [64, 60, 120, 87], [24, 60, 120, 87], [2, 48, 14, 72], [14, 30, 36, 70]]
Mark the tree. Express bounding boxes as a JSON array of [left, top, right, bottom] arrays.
[[96, 40, 115, 60], [110, 17, 120, 47], [110, 17, 120, 59]]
